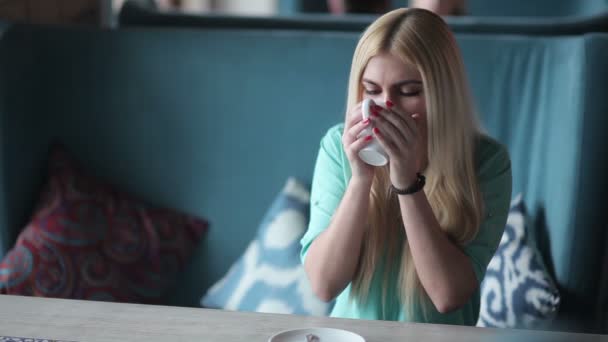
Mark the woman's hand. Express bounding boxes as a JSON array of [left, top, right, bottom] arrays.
[[343, 102, 376, 184], [371, 102, 422, 189]]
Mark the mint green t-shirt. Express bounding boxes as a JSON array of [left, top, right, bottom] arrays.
[[300, 123, 512, 325]]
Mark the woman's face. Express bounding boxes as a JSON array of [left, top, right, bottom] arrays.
[[361, 52, 429, 168], [361, 52, 427, 121]]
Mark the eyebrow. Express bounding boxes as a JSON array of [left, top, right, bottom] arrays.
[[362, 78, 422, 87]]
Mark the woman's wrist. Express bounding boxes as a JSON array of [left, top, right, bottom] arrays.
[[392, 172, 426, 195], [392, 171, 419, 191], [349, 176, 373, 190]]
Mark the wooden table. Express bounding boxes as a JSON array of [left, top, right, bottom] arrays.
[[0, 295, 605, 342]]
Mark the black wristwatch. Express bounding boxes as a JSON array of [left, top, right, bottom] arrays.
[[391, 173, 426, 195]]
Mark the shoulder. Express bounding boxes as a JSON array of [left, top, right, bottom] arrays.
[[318, 123, 345, 157], [322, 123, 344, 143], [475, 134, 511, 182]]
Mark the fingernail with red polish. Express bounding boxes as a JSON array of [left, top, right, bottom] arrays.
[[362, 118, 370, 125], [372, 110, 380, 117], [364, 135, 373, 141], [386, 100, 394, 108], [373, 127, 380, 134]]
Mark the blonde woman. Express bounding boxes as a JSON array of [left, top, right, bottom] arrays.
[[301, 8, 512, 325]]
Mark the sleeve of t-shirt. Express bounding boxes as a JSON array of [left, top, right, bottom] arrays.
[[463, 138, 513, 283], [300, 124, 348, 263]]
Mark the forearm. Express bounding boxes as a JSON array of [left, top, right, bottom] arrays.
[[399, 191, 477, 313], [304, 178, 371, 302]]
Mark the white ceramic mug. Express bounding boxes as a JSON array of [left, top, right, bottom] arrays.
[[357, 98, 389, 166]]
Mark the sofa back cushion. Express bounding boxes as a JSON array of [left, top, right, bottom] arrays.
[[0, 25, 606, 329]]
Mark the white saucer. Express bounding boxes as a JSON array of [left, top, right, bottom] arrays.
[[268, 327, 365, 342]]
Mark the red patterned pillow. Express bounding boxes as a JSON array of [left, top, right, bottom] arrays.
[[0, 145, 209, 304]]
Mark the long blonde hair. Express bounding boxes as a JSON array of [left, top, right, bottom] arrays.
[[346, 8, 484, 321]]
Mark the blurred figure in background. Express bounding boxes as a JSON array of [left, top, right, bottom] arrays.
[[327, 0, 466, 15], [328, 0, 390, 14], [156, 0, 179, 10], [126, 0, 468, 17], [410, 0, 466, 16]]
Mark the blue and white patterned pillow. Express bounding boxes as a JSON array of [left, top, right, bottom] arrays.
[[201, 178, 332, 316], [477, 194, 561, 329]]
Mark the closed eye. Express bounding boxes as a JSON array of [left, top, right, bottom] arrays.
[[400, 90, 421, 97], [364, 88, 381, 95]]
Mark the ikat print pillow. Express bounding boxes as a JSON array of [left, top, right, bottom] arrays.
[[201, 177, 332, 316], [477, 194, 560, 329]]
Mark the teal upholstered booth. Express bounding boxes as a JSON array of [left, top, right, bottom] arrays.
[[279, 0, 608, 17], [465, 0, 608, 17], [0, 24, 607, 333], [119, 0, 608, 35]]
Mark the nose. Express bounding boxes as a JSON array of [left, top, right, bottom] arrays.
[[381, 96, 394, 109], [368, 94, 393, 109]]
